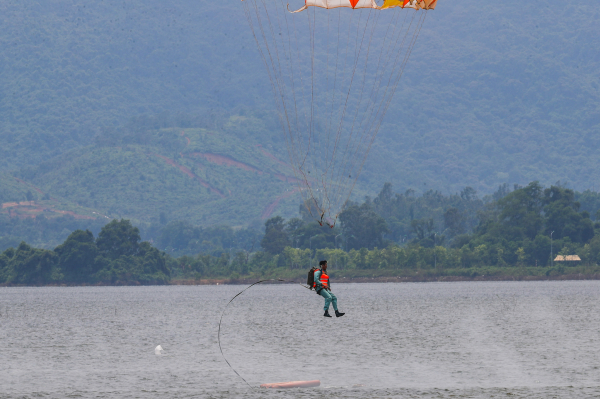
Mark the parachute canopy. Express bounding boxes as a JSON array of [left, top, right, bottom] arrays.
[[290, 0, 437, 12], [380, 0, 437, 10], [242, 0, 435, 226]]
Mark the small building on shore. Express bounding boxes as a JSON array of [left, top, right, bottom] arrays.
[[554, 255, 581, 262]]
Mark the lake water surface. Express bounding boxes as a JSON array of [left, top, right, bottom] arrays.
[[1, 281, 599, 398]]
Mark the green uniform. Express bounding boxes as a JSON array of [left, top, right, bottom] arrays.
[[314, 270, 338, 312]]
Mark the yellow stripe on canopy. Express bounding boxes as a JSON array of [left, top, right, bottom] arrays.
[[379, 0, 437, 10]]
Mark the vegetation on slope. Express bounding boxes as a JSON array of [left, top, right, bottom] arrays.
[[2, 2, 600, 280], [15, 124, 304, 227], [1, 1, 599, 196], [0, 172, 110, 250]]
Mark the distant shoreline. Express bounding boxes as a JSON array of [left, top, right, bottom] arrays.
[[170, 273, 600, 286], [3, 273, 599, 287]]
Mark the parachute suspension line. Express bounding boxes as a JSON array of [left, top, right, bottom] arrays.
[[260, 0, 294, 154], [251, 0, 307, 205], [254, 0, 310, 218], [338, 11, 428, 218], [296, 10, 315, 217], [279, 0, 316, 212], [352, 8, 407, 163], [349, 11, 425, 198], [322, 10, 331, 192], [265, 0, 295, 176], [303, 6, 334, 223], [325, 8, 343, 180], [218, 279, 312, 388], [329, 9, 362, 224], [333, 10, 416, 202], [365, 10, 426, 153], [326, 9, 376, 215], [322, 10, 333, 179], [329, 8, 381, 209], [325, 10, 376, 218], [357, 10, 417, 147], [244, 0, 312, 222], [320, 13, 336, 215], [288, 8, 316, 219], [243, 1, 430, 226], [366, 8, 404, 108], [375, 11, 428, 144], [306, 5, 316, 171], [273, 0, 306, 194], [332, 10, 426, 219], [331, 9, 405, 211], [329, 9, 366, 170], [298, 10, 345, 223], [290, 3, 324, 219], [320, 11, 336, 214], [278, 0, 302, 184], [296, 8, 316, 211], [289, 3, 311, 189], [318, 10, 360, 218], [249, 0, 288, 146], [312, 6, 328, 219], [308, 5, 321, 211], [243, 0, 287, 159], [320, 9, 356, 223], [348, 8, 403, 161]]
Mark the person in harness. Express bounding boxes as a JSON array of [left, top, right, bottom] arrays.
[[313, 260, 345, 318]]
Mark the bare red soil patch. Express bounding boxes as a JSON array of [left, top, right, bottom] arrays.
[[54, 210, 96, 219], [2, 201, 95, 220], [153, 154, 225, 198], [188, 152, 263, 174], [256, 145, 289, 168], [14, 177, 44, 194], [181, 131, 191, 146], [261, 188, 301, 219], [2, 201, 35, 209], [274, 173, 302, 184]]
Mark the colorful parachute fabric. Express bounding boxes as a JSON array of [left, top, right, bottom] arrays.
[[380, 0, 437, 10], [289, 0, 377, 13], [288, 0, 436, 12]]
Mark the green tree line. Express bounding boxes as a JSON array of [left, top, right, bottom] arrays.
[[3, 181, 600, 285], [254, 182, 600, 267], [0, 220, 169, 285]]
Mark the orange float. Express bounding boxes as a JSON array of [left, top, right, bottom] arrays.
[[260, 380, 321, 389]]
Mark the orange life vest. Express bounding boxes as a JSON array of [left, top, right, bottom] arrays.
[[313, 269, 329, 290]]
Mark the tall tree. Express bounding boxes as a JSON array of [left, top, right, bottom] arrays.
[[339, 203, 389, 250], [543, 186, 594, 243], [444, 207, 466, 237], [5, 242, 58, 284], [55, 230, 99, 283], [96, 219, 141, 259], [496, 181, 545, 241], [261, 216, 290, 254]]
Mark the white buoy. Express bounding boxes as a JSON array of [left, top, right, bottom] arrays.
[[155, 345, 164, 355]]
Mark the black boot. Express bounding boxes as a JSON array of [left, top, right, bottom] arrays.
[[324, 310, 332, 317], [335, 310, 345, 317]]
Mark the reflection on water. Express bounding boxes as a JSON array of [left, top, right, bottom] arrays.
[[1, 281, 599, 398]]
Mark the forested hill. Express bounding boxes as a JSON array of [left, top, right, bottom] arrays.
[[1, 1, 599, 216]]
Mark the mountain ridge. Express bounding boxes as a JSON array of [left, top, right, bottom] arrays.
[[1, 0, 599, 230]]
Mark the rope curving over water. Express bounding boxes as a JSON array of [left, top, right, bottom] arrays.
[[217, 279, 312, 388]]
